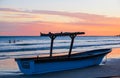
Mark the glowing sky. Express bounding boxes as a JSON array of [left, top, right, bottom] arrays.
[[0, 0, 120, 36]]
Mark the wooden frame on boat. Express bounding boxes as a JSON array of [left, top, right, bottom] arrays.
[[40, 32, 85, 57]]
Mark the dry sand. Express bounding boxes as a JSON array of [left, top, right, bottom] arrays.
[[0, 48, 120, 78]]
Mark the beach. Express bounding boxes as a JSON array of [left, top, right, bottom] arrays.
[[0, 48, 120, 78]]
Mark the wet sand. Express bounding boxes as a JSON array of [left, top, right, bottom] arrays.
[[0, 48, 120, 78]]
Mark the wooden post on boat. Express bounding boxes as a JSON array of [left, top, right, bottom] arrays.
[[68, 34, 76, 58], [49, 33, 56, 57]]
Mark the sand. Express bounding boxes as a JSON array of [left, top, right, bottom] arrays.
[[0, 48, 120, 78]]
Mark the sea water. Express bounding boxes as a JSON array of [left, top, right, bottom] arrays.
[[0, 36, 120, 77], [0, 36, 120, 59]]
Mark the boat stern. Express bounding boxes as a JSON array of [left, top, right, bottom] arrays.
[[15, 58, 35, 75]]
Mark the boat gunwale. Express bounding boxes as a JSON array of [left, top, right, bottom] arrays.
[[15, 49, 111, 63]]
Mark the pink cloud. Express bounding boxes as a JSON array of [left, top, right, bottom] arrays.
[[0, 8, 120, 36], [0, 8, 21, 12], [1, 8, 120, 26], [0, 21, 55, 36], [0, 8, 106, 21]]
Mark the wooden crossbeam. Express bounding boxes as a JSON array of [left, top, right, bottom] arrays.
[[40, 32, 85, 37]]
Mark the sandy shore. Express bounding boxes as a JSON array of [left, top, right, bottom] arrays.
[[0, 48, 120, 78]]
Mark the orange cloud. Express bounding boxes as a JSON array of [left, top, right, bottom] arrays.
[[0, 21, 120, 36], [0, 8, 120, 36]]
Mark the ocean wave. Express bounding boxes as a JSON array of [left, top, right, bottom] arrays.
[[0, 42, 120, 52], [0, 36, 120, 59]]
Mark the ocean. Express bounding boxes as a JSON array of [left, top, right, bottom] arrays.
[[0, 36, 120, 78]]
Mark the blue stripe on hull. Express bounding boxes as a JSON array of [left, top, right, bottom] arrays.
[[16, 54, 105, 75]]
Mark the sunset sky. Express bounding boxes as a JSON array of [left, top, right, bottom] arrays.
[[0, 0, 120, 36]]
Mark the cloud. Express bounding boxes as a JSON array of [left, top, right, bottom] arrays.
[[0, 7, 107, 20], [1, 7, 120, 27], [0, 8, 20, 12], [0, 21, 56, 36], [0, 7, 120, 36]]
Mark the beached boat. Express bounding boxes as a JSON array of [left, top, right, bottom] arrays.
[[15, 32, 112, 75]]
